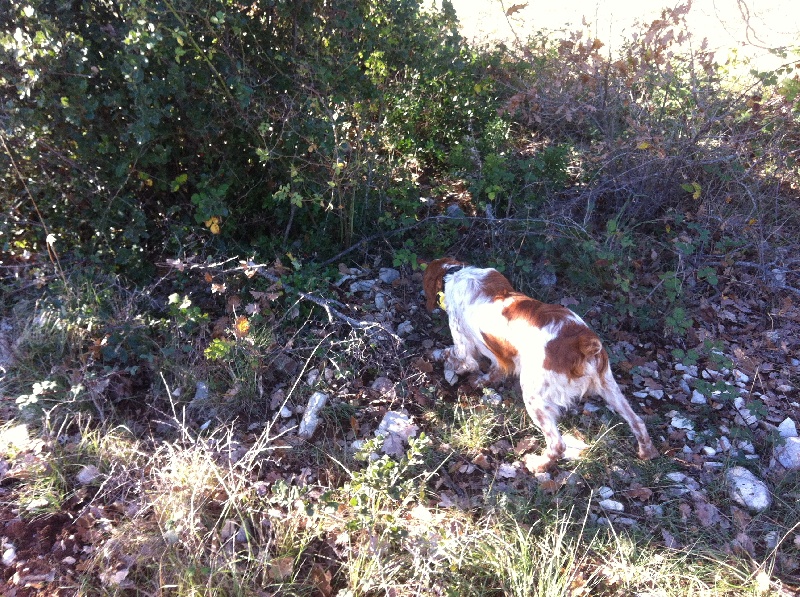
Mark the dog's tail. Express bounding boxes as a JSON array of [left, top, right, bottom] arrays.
[[543, 325, 609, 380], [578, 332, 609, 376]]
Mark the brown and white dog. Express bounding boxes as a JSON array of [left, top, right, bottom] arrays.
[[423, 257, 658, 471]]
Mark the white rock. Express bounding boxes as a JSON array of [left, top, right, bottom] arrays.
[[2, 544, 16, 567], [702, 446, 717, 456], [297, 391, 329, 439], [598, 499, 625, 512], [378, 268, 400, 284], [375, 411, 418, 458], [497, 463, 518, 479], [193, 381, 209, 402], [726, 466, 772, 513], [778, 418, 798, 438], [644, 504, 664, 517], [76, 464, 101, 485], [733, 396, 758, 427], [691, 390, 707, 404], [765, 531, 780, 550], [675, 364, 698, 376], [597, 486, 614, 500], [671, 414, 695, 430], [665, 472, 687, 483], [376, 411, 417, 438], [349, 280, 376, 293], [774, 436, 800, 470], [733, 369, 750, 384], [280, 406, 293, 418], [649, 389, 664, 400]]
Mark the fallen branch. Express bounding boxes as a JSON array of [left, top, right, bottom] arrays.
[[169, 258, 403, 344]]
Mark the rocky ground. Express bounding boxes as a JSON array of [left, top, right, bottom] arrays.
[[1, 258, 799, 593]]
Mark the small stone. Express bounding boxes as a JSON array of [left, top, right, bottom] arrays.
[[280, 406, 293, 418], [649, 389, 664, 400], [297, 391, 329, 439], [733, 370, 750, 384], [666, 472, 687, 483], [778, 418, 798, 438], [670, 414, 695, 430], [702, 445, 717, 456], [371, 376, 396, 399], [644, 504, 664, 517], [397, 321, 413, 336], [349, 280, 376, 293], [2, 545, 16, 567], [76, 464, 101, 485], [597, 486, 614, 500], [733, 396, 758, 427], [445, 204, 466, 218], [774, 436, 800, 470], [691, 390, 707, 404], [374, 292, 388, 310], [378, 268, 400, 284], [726, 466, 772, 513], [598, 499, 625, 512], [193, 381, 209, 402]]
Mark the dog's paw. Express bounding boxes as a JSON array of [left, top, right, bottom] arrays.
[[638, 442, 660, 460], [443, 368, 459, 386], [522, 452, 557, 473], [431, 348, 446, 362]]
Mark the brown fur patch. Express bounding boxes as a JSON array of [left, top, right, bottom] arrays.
[[422, 258, 463, 312], [481, 332, 518, 376], [543, 322, 608, 381], [476, 270, 515, 301], [502, 297, 573, 329]]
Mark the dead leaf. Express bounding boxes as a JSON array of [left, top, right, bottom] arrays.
[[412, 357, 433, 374], [624, 484, 653, 501], [661, 528, 680, 549], [695, 500, 721, 528], [505, 3, 527, 17], [226, 294, 242, 312], [514, 436, 538, 455], [310, 563, 333, 597], [268, 556, 293, 580]]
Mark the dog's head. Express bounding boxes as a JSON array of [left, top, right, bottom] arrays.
[[422, 257, 464, 312]]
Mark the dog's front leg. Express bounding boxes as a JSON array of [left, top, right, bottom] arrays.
[[444, 319, 480, 375]]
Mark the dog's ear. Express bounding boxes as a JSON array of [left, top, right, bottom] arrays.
[[422, 258, 449, 312], [422, 258, 464, 311]]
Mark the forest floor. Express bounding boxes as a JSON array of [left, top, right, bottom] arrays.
[[1, 252, 799, 595]]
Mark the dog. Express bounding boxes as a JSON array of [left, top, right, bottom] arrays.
[[423, 257, 659, 471]]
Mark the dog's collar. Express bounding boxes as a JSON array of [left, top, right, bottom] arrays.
[[437, 264, 464, 311]]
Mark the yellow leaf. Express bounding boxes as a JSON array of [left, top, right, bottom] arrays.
[[637, 141, 651, 150], [233, 315, 250, 338]]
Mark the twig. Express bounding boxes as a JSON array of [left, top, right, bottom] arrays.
[[249, 262, 403, 344], [169, 258, 403, 345]]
